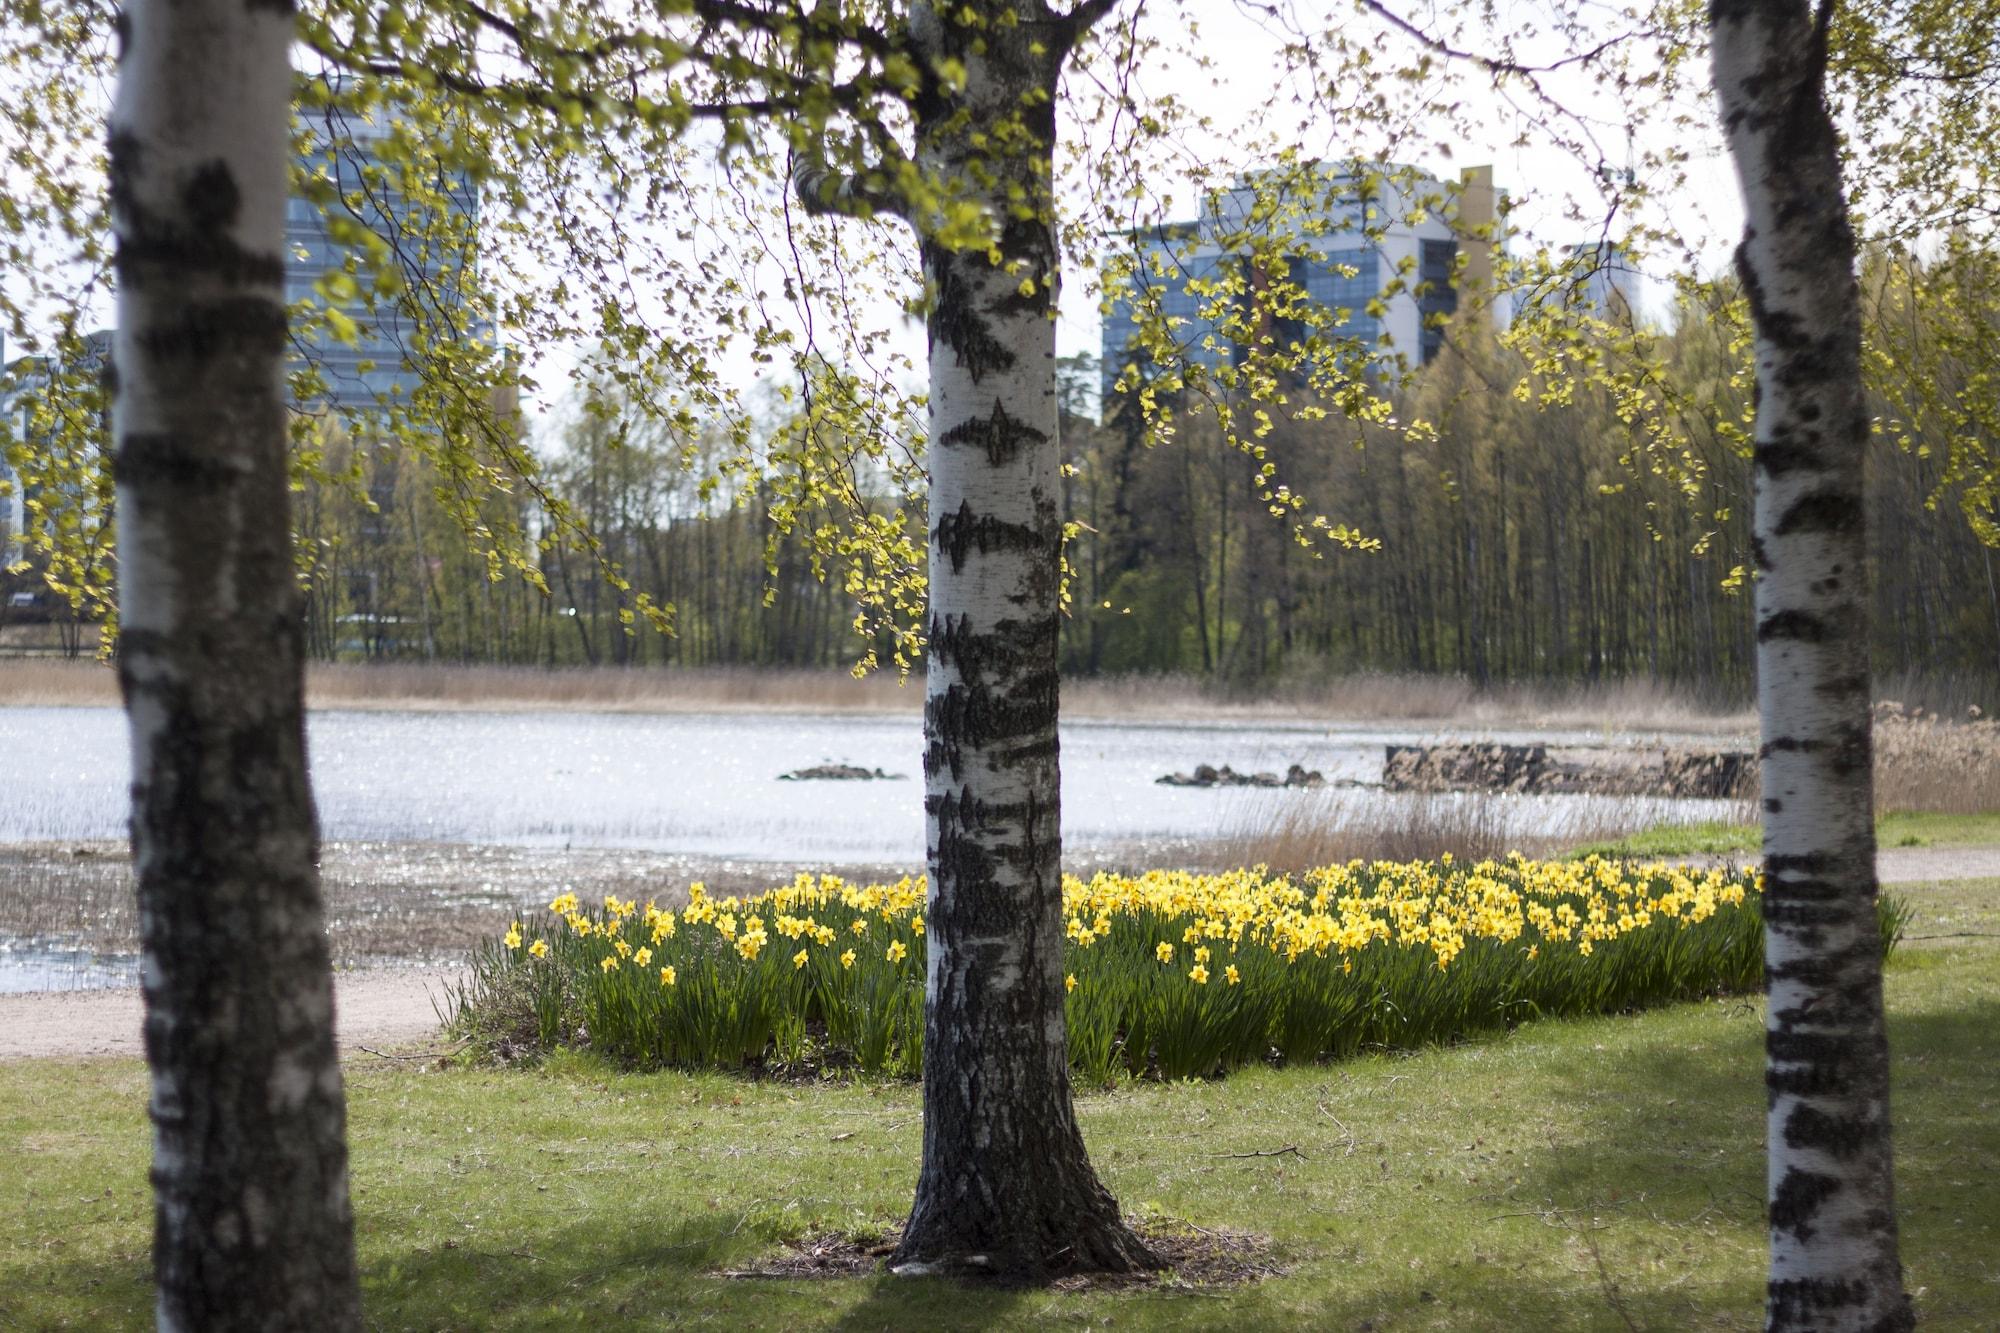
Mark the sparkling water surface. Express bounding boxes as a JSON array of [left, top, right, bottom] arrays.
[[0, 705, 1736, 862]]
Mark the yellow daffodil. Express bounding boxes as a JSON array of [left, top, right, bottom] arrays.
[[839, 949, 856, 969], [527, 938, 548, 959], [659, 965, 676, 987], [886, 940, 908, 964]]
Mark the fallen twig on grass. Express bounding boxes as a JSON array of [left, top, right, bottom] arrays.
[[1212, 1144, 1306, 1160], [1316, 1101, 1358, 1156]]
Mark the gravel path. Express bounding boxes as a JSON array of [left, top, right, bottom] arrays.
[[0, 965, 462, 1063], [1878, 846, 2000, 884]]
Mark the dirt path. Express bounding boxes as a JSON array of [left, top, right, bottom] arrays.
[[1879, 846, 2000, 884], [0, 966, 461, 1063]]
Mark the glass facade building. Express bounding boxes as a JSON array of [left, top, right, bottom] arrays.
[[286, 101, 479, 419]]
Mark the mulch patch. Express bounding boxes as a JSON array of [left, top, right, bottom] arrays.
[[715, 1217, 1285, 1289]]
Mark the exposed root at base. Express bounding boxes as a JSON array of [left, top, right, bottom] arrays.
[[716, 1217, 1283, 1289]]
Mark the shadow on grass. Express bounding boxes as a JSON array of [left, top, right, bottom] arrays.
[[1489, 995, 2000, 1328], [355, 1209, 1041, 1329]]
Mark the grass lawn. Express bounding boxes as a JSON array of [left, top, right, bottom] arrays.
[[1569, 810, 2000, 860], [3, 880, 1996, 1331]]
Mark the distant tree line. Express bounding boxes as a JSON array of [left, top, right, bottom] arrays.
[[161, 259, 2000, 695], [1063, 268, 2000, 694]]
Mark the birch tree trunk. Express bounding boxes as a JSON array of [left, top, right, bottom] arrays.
[[1709, 4, 1913, 1329], [890, 0, 1154, 1279], [110, 1, 363, 1327]]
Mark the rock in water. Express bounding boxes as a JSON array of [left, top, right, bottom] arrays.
[[779, 764, 901, 782]]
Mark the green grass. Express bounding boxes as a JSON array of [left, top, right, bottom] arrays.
[[3, 879, 1996, 1331], [1570, 810, 2000, 860]]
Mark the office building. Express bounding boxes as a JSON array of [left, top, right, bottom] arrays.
[[286, 96, 479, 418], [1100, 162, 1500, 407]]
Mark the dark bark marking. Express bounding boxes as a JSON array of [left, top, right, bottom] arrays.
[[1775, 489, 1862, 536], [114, 432, 249, 489], [925, 241, 1015, 384], [1768, 1277, 1904, 1330], [1769, 1167, 1840, 1240], [927, 612, 980, 675], [988, 216, 1059, 320], [135, 295, 289, 368], [183, 159, 242, 234], [1758, 609, 1829, 643], [933, 500, 1054, 575], [1784, 1101, 1873, 1160], [1764, 798, 1784, 813], [1760, 721, 1870, 777], [938, 399, 1048, 468], [929, 611, 1058, 681], [109, 136, 285, 291], [923, 671, 1061, 782], [1756, 440, 1818, 478]]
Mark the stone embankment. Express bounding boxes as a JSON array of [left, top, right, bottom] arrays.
[[1381, 744, 1755, 799]]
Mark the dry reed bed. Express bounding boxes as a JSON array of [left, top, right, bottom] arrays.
[[1875, 704, 2000, 815], [1195, 791, 1733, 876], [0, 660, 1760, 729]]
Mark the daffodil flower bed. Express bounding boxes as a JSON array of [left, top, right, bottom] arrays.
[[451, 856, 1906, 1082]]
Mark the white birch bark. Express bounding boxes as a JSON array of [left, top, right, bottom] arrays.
[[1710, 3, 1912, 1329], [889, 0, 1153, 1279], [111, 0, 362, 1326]]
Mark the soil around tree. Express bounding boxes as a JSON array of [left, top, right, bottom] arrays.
[[717, 1218, 1284, 1290]]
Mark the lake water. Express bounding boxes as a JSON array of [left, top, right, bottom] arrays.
[[0, 939, 139, 994], [0, 706, 1746, 989], [0, 706, 1740, 863]]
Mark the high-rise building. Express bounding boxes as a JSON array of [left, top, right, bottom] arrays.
[[1100, 162, 1499, 409], [1561, 241, 1641, 323], [286, 96, 479, 418], [0, 328, 113, 556]]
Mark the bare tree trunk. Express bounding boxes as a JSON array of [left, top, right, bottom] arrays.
[[109, 2, 363, 1328], [889, 0, 1154, 1282], [1710, 4, 1912, 1329]]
